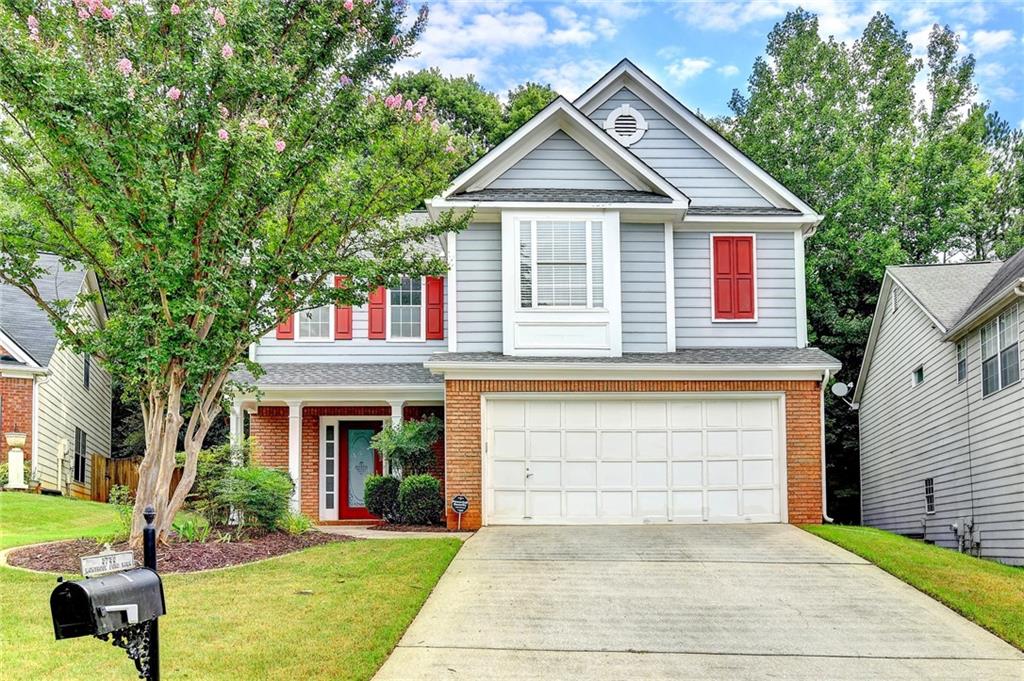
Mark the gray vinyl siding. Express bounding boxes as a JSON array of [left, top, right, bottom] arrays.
[[621, 223, 667, 353], [487, 130, 632, 191], [255, 284, 448, 363], [456, 223, 502, 352], [859, 292, 1024, 565], [588, 88, 772, 208], [35, 299, 112, 495], [674, 231, 798, 347]]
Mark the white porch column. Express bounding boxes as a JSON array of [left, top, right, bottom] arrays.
[[228, 401, 244, 448], [386, 400, 405, 477], [286, 399, 303, 512]]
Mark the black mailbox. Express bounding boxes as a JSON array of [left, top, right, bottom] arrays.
[[51, 568, 165, 640]]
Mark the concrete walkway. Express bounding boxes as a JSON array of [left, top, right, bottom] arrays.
[[375, 525, 1024, 680], [318, 525, 474, 541]]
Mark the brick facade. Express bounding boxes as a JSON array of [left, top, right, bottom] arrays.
[[0, 376, 34, 465], [249, 404, 445, 521], [443, 379, 824, 530]]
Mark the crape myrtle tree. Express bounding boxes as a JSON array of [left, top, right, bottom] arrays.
[[0, 0, 469, 544]]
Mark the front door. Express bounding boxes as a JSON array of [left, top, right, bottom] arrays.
[[340, 422, 383, 519]]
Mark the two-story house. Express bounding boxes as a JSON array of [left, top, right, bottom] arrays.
[[855, 248, 1024, 565], [233, 60, 841, 530], [0, 253, 113, 497]]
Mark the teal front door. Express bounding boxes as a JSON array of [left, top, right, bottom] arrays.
[[340, 422, 383, 519]]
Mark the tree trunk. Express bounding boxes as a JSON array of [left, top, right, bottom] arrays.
[[128, 365, 224, 546]]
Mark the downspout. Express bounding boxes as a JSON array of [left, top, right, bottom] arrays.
[[820, 369, 834, 523]]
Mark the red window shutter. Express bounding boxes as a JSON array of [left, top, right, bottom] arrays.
[[367, 286, 387, 339], [425, 276, 444, 340], [713, 236, 755, 320], [334, 275, 352, 340], [275, 313, 295, 340]]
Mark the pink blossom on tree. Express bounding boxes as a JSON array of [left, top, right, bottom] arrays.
[[116, 58, 133, 76], [170, 4, 181, 15], [339, 75, 353, 87], [343, 0, 354, 10], [212, 8, 226, 27], [27, 15, 40, 42], [167, 86, 182, 101], [217, 128, 229, 141], [256, 117, 269, 128], [274, 140, 286, 153], [430, 119, 440, 133], [100, 5, 114, 20], [413, 113, 422, 123], [221, 43, 234, 59]]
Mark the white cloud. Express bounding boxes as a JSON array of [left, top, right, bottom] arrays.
[[533, 59, 611, 98], [971, 29, 1015, 56], [976, 62, 1008, 80], [949, 1, 989, 25], [667, 57, 714, 83], [991, 85, 1018, 101], [577, 0, 647, 20], [717, 64, 741, 77], [550, 6, 597, 46], [671, 0, 891, 43], [595, 17, 617, 39]]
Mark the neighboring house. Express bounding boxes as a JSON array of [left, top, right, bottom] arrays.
[[0, 254, 113, 498], [233, 60, 841, 530], [855, 249, 1024, 565]]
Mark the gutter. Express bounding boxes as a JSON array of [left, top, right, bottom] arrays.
[[424, 360, 842, 375], [820, 369, 833, 523]]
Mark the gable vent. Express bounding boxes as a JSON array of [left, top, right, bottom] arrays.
[[603, 104, 647, 146]]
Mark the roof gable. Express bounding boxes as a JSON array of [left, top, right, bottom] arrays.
[[574, 60, 818, 217], [486, 130, 633, 191], [889, 261, 1003, 331], [439, 96, 686, 204]]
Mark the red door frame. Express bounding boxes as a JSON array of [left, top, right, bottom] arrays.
[[339, 421, 384, 520]]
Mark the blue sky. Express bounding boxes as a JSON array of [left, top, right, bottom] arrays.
[[398, 1, 1024, 127]]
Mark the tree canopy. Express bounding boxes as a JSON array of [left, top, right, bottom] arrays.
[[0, 0, 468, 541], [725, 10, 1023, 520]]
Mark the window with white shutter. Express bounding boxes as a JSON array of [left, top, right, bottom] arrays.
[[518, 218, 604, 309]]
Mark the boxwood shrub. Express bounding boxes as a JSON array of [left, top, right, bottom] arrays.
[[364, 475, 400, 522], [397, 474, 444, 525]]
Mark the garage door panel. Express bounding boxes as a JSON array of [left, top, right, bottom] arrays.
[[706, 431, 739, 457], [565, 461, 597, 487], [529, 431, 561, 459], [636, 431, 668, 459], [672, 461, 702, 487], [598, 461, 632, 487], [599, 431, 633, 460], [637, 461, 668, 487], [485, 397, 781, 525]]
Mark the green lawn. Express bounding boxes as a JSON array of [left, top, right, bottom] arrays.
[[804, 524, 1024, 650], [0, 493, 461, 679], [0, 493, 122, 550]]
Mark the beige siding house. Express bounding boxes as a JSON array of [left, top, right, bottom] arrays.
[[0, 255, 112, 498], [855, 249, 1024, 565]]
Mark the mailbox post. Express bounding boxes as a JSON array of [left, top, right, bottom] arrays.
[[50, 505, 164, 681]]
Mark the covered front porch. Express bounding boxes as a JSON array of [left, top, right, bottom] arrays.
[[230, 363, 444, 523]]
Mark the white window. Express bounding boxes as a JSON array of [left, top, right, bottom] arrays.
[[924, 477, 935, 514], [389, 276, 424, 340], [518, 218, 603, 309], [956, 340, 967, 383], [912, 365, 925, 386], [297, 305, 331, 340], [981, 306, 1020, 397]]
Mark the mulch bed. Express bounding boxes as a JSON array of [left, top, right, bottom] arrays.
[[370, 523, 452, 533], [6, 530, 350, 575]]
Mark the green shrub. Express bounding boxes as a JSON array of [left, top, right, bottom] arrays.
[[370, 416, 443, 475], [397, 474, 443, 525], [0, 462, 8, 487], [172, 517, 211, 543], [177, 439, 251, 526], [103, 484, 134, 543], [214, 466, 293, 534], [364, 475, 400, 522], [279, 511, 314, 536]]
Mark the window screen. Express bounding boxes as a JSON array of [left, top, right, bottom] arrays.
[[390, 277, 423, 339]]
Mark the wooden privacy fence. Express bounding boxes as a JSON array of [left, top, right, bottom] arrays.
[[91, 454, 183, 503]]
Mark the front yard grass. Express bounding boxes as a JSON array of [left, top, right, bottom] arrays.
[[0, 493, 461, 679], [803, 524, 1024, 650], [0, 492, 121, 550]]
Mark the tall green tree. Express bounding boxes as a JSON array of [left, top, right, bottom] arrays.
[[726, 10, 1021, 521], [0, 0, 468, 542]]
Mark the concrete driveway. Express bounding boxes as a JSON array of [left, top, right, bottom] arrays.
[[376, 525, 1023, 680]]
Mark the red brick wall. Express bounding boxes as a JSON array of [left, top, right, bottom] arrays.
[[443, 379, 824, 530], [0, 376, 34, 464], [248, 405, 445, 520]]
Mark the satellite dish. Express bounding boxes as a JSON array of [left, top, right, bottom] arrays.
[[831, 382, 851, 398]]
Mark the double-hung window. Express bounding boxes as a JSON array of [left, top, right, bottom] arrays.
[[519, 218, 603, 308], [389, 276, 424, 340], [74, 427, 87, 484], [297, 305, 331, 340], [980, 305, 1020, 396], [924, 478, 935, 514]]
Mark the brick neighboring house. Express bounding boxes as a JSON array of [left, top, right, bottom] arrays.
[[232, 60, 841, 530], [0, 254, 112, 497]]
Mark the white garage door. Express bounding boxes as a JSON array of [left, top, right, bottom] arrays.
[[484, 397, 784, 524]]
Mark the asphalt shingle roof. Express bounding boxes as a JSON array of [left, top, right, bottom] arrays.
[[888, 260, 1007, 330], [231, 362, 441, 387], [686, 206, 803, 216], [0, 254, 87, 367], [449, 188, 675, 204], [960, 248, 1024, 324], [427, 347, 841, 368]]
